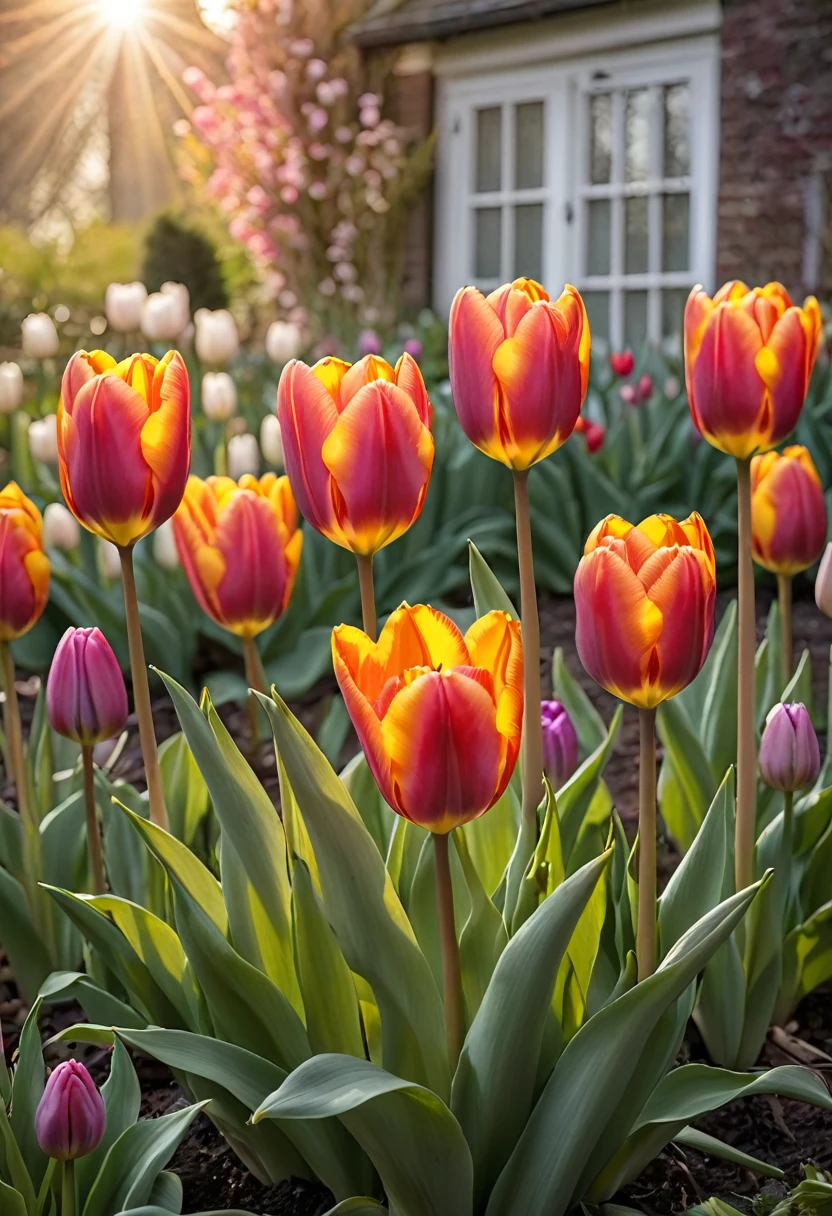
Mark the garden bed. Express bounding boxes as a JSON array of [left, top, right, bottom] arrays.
[[2, 586, 831, 1215]]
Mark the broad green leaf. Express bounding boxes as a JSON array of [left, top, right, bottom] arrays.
[[77, 1039, 141, 1197], [778, 900, 832, 1019], [39, 971, 147, 1030], [782, 647, 812, 711], [159, 732, 210, 847], [656, 699, 717, 851], [158, 674, 299, 1011], [146, 1171, 182, 1212], [0, 1178, 27, 1216], [340, 752, 395, 858], [0, 1103, 37, 1211], [552, 648, 606, 755], [468, 541, 517, 619], [322, 1202, 387, 1215], [254, 1054, 473, 1216], [485, 877, 768, 1216], [0, 866, 53, 1000], [673, 1126, 783, 1180], [557, 708, 622, 863], [454, 830, 508, 1021], [462, 786, 517, 899], [259, 692, 449, 1099], [8, 999, 47, 1189], [453, 850, 611, 1209]]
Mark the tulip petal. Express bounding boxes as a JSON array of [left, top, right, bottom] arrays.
[[277, 360, 340, 539], [332, 634, 396, 807], [142, 351, 191, 529], [689, 302, 769, 457], [339, 355, 397, 407], [394, 353, 432, 426], [464, 611, 523, 722], [381, 669, 502, 833], [61, 351, 117, 416], [645, 548, 715, 699], [751, 447, 827, 575], [758, 308, 811, 446], [448, 287, 505, 459]]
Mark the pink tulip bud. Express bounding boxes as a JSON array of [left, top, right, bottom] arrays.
[[815, 543, 832, 618], [357, 328, 383, 357], [637, 374, 654, 401], [403, 338, 423, 361], [610, 350, 635, 377], [759, 702, 820, 792], [47, 627, 128, 747], [541, 699, 579, 788], [35, 1060, 105, 1161], [619, 384, 638, 406]]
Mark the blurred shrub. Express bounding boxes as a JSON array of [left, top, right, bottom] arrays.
[[141, 209, 228, 312]]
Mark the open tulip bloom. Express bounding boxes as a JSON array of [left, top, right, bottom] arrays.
[[685, 281, 821, 894], [277, 351, 434, 639], [575, 511, 716, 979]]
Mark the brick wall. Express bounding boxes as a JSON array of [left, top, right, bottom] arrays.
[[718, 0, 832, 300]]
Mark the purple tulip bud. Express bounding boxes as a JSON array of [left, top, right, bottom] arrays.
[[35, 1060, 105, 1161], [759, 702, 820, 792], [46, 627, 128, 747], [403, 337, 423, 362], [357, 328, 383, 357], [541, 699, 579, 788]]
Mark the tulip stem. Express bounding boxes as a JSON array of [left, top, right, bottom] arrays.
[[61, 1159, 76, 1216], [735, 457, 757, 893], [243, 635, 266, 749], [637, 706, 657, 981], [118, 546, 169, 832], [513, 469, 543, 834], [356, 554, 377, 641], [433, 830, 465, 1070], [81, 745, 106, 896], [778, 574, 793, 690]]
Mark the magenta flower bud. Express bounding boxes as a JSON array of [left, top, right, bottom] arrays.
[[35, 1060, 105, 1161], [357, 328, 383, 357], [46, 627, 128, 747], [541, 699, 579, 789], [403, 337, 423, 361], [759, 702, 820, 792]]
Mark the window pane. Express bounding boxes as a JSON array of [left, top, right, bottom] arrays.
[[663, 83, 690, 177], [515, 102, 544, 189], [662, 193, 690, 271], [474, 208, 502, 278], [625, 196, 649, 274], [586, 199, 611, 276], [625, 290, 648, 347], [661, 288, 687, 353], [589, 93, 611, 184], [625, 89, 651, 183], [475, 107, 502, 192], [583, 291, 610, 342], [514, 203, 543, 281]]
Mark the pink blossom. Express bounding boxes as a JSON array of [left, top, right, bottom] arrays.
[[360, 106, 381, 128], [306, 58, 327, 81], [308, 181, 328, 200], [335, 125, 353, 143]]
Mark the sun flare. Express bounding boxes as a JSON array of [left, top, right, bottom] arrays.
[[96, 0, 147, 29]]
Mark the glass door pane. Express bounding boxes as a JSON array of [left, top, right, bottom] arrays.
[[515, 101, 544, 189], [475, 107, 502, 192]]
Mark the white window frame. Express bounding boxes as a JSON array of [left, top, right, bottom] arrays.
[[433, 9, 721, 347]]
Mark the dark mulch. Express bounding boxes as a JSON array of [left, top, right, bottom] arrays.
[[3, 583, 832, 1213]]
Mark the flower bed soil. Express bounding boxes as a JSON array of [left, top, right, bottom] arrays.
[[3, 586, 832, 1214]]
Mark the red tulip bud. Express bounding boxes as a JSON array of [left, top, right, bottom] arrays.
[[610, 350, 635, 377], [35, 1060, 105, 1161], [637, 374, 654, 401], [585, 422, 605, 453]]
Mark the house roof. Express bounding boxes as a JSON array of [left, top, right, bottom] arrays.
[[351, 0, 617, 47]]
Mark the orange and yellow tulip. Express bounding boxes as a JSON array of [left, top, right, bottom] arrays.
[[277, 353, 433, 556], [0, 483, 50, 642], [173, 473, 302, 638], [751, 445, 827, 576], [333, 604, 523, 834], [58, 350, 191, 548], [685, 281, 821, 459], [448, 277, 590, 469], [574, 513, 716, 709]]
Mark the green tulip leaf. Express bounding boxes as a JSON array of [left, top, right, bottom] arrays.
[[468, 541, 517, 619], [551, 647, 607, 755]]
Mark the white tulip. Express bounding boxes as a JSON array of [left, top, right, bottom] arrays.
[[141, 281, 190, 342], [201, 371, 237, 422], [265, 320, 303, 365], [28, 414, 58, 464], [153, 519, 180, 571], [21, 313, 59, 359], [260, 414, 284, 469], [42, 502, 80, 550], [105, 281, 147, 333], [99, 540, 122, 581], [227, 432, 260, 480], [195, 308, 239, 364], [0, 362, 23, 413]]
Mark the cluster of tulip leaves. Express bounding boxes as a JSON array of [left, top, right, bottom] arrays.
[[32, 551, 832, 1216], [655, 596, 832, 1068], [0, 998, 221, 1216]]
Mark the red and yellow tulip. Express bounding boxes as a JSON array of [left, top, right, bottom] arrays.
[[277, 353, 433, 556], [751, 445, 827, 576], [685, 281, 821, 459], [0, 483, 50, 642], [449, 277, 590, 469], [173, 473, 302, 638], [58, 350, 191, 547], [575, 512, 716, 709], [333, 604, 523, 834]]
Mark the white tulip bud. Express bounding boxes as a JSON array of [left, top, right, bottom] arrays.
[[201, 371, 237, 422], [22, 313, 59, 359], [153, 518, 180, 570], [260, 414, 284, 469], [227, 432, 260, 480], [42, 502, 80, 550], [105, 281, 147, 333], [28, 414, 58, 464], [141, 282, 190, 342], [265, 320, 303, 365], [99, 540, 122, 581], [195, 308, 239, 364], [0, 362, 23, 414]]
